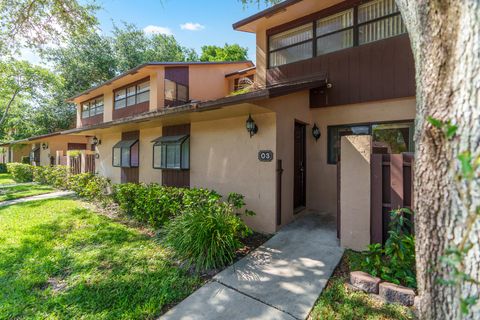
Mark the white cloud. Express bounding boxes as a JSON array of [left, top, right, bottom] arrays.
[[180, 22, 205, 31], [143, 25, 173, 36]]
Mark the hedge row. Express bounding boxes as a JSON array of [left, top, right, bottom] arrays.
[[6, 162, 254, 271], [113, 183, 254, 270]]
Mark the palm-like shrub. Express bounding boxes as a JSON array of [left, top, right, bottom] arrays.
[[164, 192, 254, 271]]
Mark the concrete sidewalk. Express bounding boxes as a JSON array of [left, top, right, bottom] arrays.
[[161, 212, 344, 320], [0, 191, 75, 207]]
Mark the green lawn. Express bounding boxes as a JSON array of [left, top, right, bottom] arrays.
[[0, 173, 15, 185], [309, 251, 414, 320], [0, 184, 56, 201], [0, 198, 201, 319]]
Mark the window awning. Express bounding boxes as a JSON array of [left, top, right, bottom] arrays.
[[152, 135, 189, 145], [113, 139, 138, 149]]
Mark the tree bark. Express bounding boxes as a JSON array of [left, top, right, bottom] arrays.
[[395, 1, 480, 319], [0, 88, 20, 128]]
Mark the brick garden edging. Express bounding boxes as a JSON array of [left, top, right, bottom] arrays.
[[349, 271, 416, 306]]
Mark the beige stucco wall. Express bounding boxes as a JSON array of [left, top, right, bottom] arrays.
[[189, 63, 252, 102], [38, 135, 90, 166], [340, 135, 372, 251], [190, 113, 277, 233], [309, 97, 416, 216], [95, 132, 122, 184], [259, 92, 312, 228], [139, 127, 163, 184], [9, 144, 30, 162]]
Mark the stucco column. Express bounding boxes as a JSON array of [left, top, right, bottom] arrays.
[[340, 135, 372, 251]]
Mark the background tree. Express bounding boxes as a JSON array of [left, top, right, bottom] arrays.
[[200, 44, 249, 62], [0, 60, 58, 127], [0, 0, 98, 54]]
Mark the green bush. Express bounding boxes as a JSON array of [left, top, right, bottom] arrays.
[[6, 163, 34, 182], [0, 163, 7, 173], [21, 156, 30, 164], [113, 183, 187, 228], [68, 173, 111, 202], [353, 208, 416, 288], [33, 166, 70, 189], [164, 192, 254, 271]]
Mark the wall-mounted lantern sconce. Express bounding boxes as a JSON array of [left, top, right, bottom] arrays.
[[92, 136, 101, 146], [246, 114, 258, 138], [312, 123, 321, 141], [95, 153, 100, 159], [41, 143, 48, 150]]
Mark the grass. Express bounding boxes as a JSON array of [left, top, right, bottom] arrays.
[[0, 184, 56, 201], [0, 198, 201, 319], [0, 173, 15, 185], [309, 251, 414, 320]]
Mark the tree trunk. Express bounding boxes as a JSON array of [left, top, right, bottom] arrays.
[[395, 1, 480, 319]]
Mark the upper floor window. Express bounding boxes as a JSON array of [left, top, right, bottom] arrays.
[[269, 23, 313, 68], [114, 79, 150, 110], [357, 0, 407, 45], [81, 96, 104, 119], [268, 0, 406, 68], [164, 79, 189, 108]]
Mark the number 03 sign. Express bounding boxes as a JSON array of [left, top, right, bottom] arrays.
[[258, 150, 274, 162]]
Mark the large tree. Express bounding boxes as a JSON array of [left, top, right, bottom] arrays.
[[242, 0, 480, 318], [394, 1, 479, 318], [0, 0, 97, 54]]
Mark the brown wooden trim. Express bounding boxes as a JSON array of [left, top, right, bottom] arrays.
[[67, 143, 87, 151], [120, 131, 140, 183], [112, 101, 149, 120], [81, 113, 103, 127], [390, 154, 403, 210], [370, 154, 383, 243], [161, 124, 191, 188], [113, 76, 150, 93], [276, 159, 283, 226]]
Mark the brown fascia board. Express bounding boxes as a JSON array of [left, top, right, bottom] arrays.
[[67, 61, 254, 102], [232, 0, 303, 31], [225, 66, 257, 78], [0, 132, 63, 146]]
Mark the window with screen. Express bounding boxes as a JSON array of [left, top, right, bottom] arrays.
[[164, 79, 189, 108], [358, 0, 407, 45], [152, 135, 190, 170], [269, 23, 313, 68], [81, 96, 104, 119], [112, 139, 139, 168], [316, 9, 354, 55], [268, 0, 407, 68], [114, 79, 150, 110], [327, 121, 414, 164]]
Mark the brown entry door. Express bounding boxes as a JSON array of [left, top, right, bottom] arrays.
[[294, 122, 306, 211]]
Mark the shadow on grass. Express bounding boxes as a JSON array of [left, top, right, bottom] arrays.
[[0, 203, 199, 320]]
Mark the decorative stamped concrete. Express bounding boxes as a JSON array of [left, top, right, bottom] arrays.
[[161, 212, 344, 320]]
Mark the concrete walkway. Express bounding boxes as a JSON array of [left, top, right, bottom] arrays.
[[161, 212, 344, 320], [0, 191, 75, 207]]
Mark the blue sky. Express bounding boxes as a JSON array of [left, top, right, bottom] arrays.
[[21, 0, 271, 64], [95, 0, 270, 61]]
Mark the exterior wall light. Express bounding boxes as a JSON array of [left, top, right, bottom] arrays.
[[41, 143, 48, 150], [246, 114, 258, 138], [312, 123, 321, 141], [92, 136, 101, 146]]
